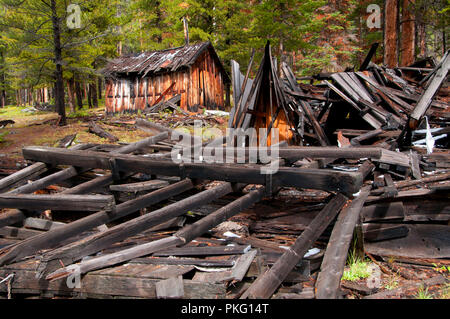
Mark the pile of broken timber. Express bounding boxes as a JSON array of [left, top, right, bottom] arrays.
[[230, 44, 449, 151], [0, 116, 449, 298]]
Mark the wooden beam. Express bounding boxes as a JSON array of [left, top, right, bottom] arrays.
[[315, 186, 371, 299], [0, 194, 115, 212], [242, 193, 349, 299], [110, 131, 169, 155], [22, 146, 363, 196], [88, 121, 118, 142], [0, 162, 48, 193]]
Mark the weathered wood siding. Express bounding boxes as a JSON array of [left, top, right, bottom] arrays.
[[105, 50, 227, 114]]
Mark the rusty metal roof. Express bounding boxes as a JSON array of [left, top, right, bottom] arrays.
[[103, 41, 229, 82]]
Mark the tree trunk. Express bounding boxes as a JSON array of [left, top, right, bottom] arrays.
[[384, 0, 399, 67], [400, 0, 415, 66], [75, 79, 83, 110], [98, 78, 102, 101], [67, 79, 75, 113], [50, 0, 66, 126], [87, 82, 93, 108]]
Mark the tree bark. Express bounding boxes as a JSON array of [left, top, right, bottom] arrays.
[[50, 0, 66, 126], [66, 79, 75, 113], [75, 79, 83, 110], [400, 0, 415, 66], [384, 0, 399, 67]]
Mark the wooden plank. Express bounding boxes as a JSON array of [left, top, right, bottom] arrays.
[[242, 193, 349, 299], [0, 194, 115, 212], [156, 276, 184, 299], [409, 150, 421, 180], [0, 162, 47, 193], [230, 249, 258, 282], [363, 223, 409, 242], [110, 180, 169, 192], [315, 186, 371, 299], [0, 210, 27, 229]]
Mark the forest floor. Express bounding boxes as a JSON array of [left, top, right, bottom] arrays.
[[0, 104, 448, 299]]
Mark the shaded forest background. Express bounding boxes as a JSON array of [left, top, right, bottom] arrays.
[[0, 0, 448, 125]]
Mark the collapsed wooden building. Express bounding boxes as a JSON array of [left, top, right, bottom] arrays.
[[103, 42, 231, 114], [0, 44, 448, 300]]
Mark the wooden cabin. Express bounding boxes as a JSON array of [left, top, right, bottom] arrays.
[[103, 42, 230, 113]]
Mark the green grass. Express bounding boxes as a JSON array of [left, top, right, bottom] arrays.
[[0, 130, 9, 143], [342, 259, 373, 281], [0, 105, 47, 118], [415, 285, 434, 299], [438, 284, 450, 299], [342, 238, 373, 282]]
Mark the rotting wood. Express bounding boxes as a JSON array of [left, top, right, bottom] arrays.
[[242, 193, 348, 299], [0, 179, 195, 267], [315, 186, 371, 299]]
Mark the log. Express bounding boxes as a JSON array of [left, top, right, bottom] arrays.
[[0, 179, 194, 267], [242, 193, 349, 299], [0, 162, 48, 193], [88, 121, 118, 142], [0, 194, 115, 212], [21, 146, 363, 196], [39, 182, 235, 277], [315, 186, 371, 299]]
